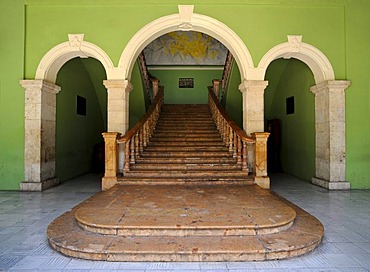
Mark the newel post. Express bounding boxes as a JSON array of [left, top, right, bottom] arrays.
[[102, 132, 121, 190], [251, 132, 270, 189], [212, 79, 221, 99], [151, 78, 159, 98]]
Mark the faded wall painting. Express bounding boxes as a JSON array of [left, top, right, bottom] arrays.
[[144, 31, 228, 65]]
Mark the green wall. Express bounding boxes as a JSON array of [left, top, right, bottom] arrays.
[[149, 68, 222, 104], [264, 59, 315, 182], [129, 62, 146, 128], [1, 0, 370, 189], [56, 58, 107, 182], [0, 0, 25, 190], [225, 62, 243, 128]]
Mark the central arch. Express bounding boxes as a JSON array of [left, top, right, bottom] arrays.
[[118, 5, 255, 82]]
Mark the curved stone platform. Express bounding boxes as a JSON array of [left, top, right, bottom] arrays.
[[47, 184, 324, 262]]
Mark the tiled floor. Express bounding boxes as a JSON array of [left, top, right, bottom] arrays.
[[0, 173, 369, 271]]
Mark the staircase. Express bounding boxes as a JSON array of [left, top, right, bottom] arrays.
[[119, 104, 253, 185]]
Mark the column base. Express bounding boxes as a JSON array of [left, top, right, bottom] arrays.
[[312, 177, 350, 190], [102, 176, 118, 190], [20, 177, 60, 191], [254, 176, 270, 189]]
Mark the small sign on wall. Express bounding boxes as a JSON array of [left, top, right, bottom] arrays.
[[179, 78, 194, 88]]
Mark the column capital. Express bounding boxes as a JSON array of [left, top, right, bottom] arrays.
[[20, 79, 61, 94], [103, 79, 133, 93], [239, 80, 268, 93], [310, 80, 351, 95]]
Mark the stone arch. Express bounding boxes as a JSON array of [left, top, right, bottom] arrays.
[[257, 35, 350, 190], [35, 34, 116, 83], [257, 35, 335, 83], [118, 5, 255, 81]]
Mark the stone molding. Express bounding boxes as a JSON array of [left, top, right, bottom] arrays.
[[118, 5, 255, 81], [257, 35, 335, 83], [35, 34, 117, 83], [20, 79, 61, 191]]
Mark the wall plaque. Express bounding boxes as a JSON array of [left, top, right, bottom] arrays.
[[179, 78, 194, 88]]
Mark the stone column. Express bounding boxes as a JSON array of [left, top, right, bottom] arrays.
[[103, 79, 133, 134], [239, 80, 269, 135], [102, 132, 121, 190], [251, 132, 270, 189], [20, 80, 61, 191], [310, 80, 351, 190]]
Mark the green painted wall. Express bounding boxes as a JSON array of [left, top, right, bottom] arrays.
[[264, 59, 315, 182], [148, 69, 222, 104], [129, 62, 146, 128], [1, 0, 370, 189], [56, 58, 107, 182], [0, 0, 25, 190], [225, 62, 243, 128], [345, 1, 370, 188]]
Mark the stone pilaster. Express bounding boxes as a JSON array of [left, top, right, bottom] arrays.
[[103, 80, 133, 134], [239, 80, 269, 135], [20, 80, 61, 191], [310, 80, 350, 190]]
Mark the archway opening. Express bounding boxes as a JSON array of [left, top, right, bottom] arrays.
[[55, 57, 107, 182], [264, 58, 315, 182]]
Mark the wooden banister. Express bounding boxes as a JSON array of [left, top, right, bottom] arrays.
[[208, 87, 255, 172], [118, 87, 164, 173]]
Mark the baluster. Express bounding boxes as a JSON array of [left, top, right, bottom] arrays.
[[130, 136, 135, 164], [233, 132, 237, 158], [242, 140, 248, 171], [237, 136, 242, 166], [124, 140, 130, 171], [139, 129, 144, 153], [135, 132, 139, 160], [229, 127, 233, 153]]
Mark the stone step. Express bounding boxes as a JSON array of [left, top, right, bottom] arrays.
[[139, 151, 230, 157], [151, 134, 221, 139], [147, 141, 225, 147], [135, 157, 236, 164], [150, 137, 224, 142], [130, 163, 241, 171], [143, 146, 228, 152], [118, 177, 254, 185], [123, 170, 250, 179], [47, 184, 324, 262]]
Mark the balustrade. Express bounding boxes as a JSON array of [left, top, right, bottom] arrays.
[[208, 87, 255, 173], [118, 87, 164, 173]]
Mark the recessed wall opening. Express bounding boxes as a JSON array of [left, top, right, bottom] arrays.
[[264, 58, 315, 182]]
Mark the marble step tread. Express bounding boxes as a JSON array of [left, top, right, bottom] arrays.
[[47, 185, 324, 262]]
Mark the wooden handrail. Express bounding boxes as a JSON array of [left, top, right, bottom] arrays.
[[118, 87, 164, 172], [208, 86, 254, 172]]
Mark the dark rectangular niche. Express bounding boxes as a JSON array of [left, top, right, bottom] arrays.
[[76, 95, 87, 116], [286, 96, 294, 115], [179, 78, 194, 88]]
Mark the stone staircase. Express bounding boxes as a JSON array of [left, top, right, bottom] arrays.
[[47, 103, 324, 262], [119, 104, 253, 185]]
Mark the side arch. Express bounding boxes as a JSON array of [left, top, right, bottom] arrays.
[[118, 5, 255, 81], [257, 35, 335, 83], [35, 34, 116, 83]]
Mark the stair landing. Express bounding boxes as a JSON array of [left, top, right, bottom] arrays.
[[47, 184, 324, 262]]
